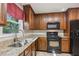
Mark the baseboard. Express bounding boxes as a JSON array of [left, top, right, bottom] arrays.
[[61, 51, 71, 53], [36, 50, 71, 54], [36, 50, 48, 52]]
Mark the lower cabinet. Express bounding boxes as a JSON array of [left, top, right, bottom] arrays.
[[37, 37, 47, 51], [19, 41, 36, 56], [31, 41, 36, 56], [19, 51, 25, 56], [25, 45, 32, 56], [61, 39, 70, 52]]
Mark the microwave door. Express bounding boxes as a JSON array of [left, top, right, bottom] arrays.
[[48, 25, 57, 29], [47, 22, 60, 29]]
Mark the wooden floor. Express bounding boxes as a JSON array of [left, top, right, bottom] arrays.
[[36, 51, 71, 56]]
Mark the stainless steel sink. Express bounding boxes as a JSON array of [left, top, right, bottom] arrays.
[[9, 43, 22, 47], [9, 40, 28, 47]]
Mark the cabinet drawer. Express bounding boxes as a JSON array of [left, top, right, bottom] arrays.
[[37, 37, 47, 51]]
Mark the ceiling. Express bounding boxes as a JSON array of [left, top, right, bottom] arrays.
[[20, 3, 79, 14]]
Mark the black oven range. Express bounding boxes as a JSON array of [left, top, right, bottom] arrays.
[[47, 22, 61, 53]]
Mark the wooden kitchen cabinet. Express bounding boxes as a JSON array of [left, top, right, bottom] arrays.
[[19, 52, 25, 56], [23, 5, 35, 30], [19, 40, 36, 56], [40, 15, 48, 30], [23, 5, 30, 22], [31, 41, 36, 56], [37, 37, 47, 51], [25, 45, 32, 56], [53, 13, 66, 30], [34, 15, 41, 30], [61, 39, 70, 52], [59, 13, 66, 30], [35, 13, 66, 30], [0, 3, 6, 25], [68, 8, 79, 21], [24, 5, 67, 30], [29, 8, 35, 29], [19, 46, 32, 56], [35, 14, 48, 30]]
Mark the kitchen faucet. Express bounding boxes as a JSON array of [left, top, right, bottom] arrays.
[[14, 29, 24, 42]]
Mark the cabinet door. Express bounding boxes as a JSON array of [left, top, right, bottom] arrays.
[[35, 14, 46, 30], [37, 37, 47, 51], [34, 15, 40, 30], [40, 15, 47, 30], [24, 5, 35, 30], [60, 13, 66, 30], [26, 51, 32, 56], [29, 9, 34, 30], [19, 52, 25, 56], [31, 42, 36, 56], [25, 45, 32, 56], [0, 4, 6, 25], [61, 40, 70, 52], [68, 8, 77, 21]]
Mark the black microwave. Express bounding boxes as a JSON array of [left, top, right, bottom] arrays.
[[47, 22, 60, 29]]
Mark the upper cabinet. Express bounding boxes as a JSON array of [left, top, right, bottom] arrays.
[[35, 13, 67, 30], [23, 5, 30, 22], [49, 13, 66, 30], [0, 4, 7, 25], [23, 5, 35, 30], [67, 8, 79, 21], [34, 15, 41, 30], [59, 13, 67, 30], [39, 14, 47, 30]]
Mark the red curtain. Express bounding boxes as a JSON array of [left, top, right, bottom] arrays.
[[7, 3, 24, 20]]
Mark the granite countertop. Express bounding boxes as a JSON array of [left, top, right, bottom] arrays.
[[0, 30, 67, 56], [0, 35, 39, 56]]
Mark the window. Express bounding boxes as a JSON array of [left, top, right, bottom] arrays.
[[3, 13, 19, 33]]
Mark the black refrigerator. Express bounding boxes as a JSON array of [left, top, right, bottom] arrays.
[[70, 20, 79, 56]]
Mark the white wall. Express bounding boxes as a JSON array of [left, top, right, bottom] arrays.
[[18, 20, 23, 31], [0, 26, 3, 35]]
